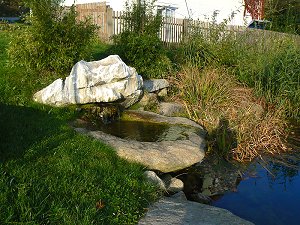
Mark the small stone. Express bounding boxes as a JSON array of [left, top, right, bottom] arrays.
[[189, 193, 213, 204], [162, 174, 184, 193], [157, 88, 168, 97], [170, 191, 188, 201], [144, 171, 166, 191], [139, 92, 158, 107], [143, 79, 169, 93], [159, 102, 185, 117]]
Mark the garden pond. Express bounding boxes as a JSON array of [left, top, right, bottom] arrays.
[[212, 157, 300, 225], [85, 110, 300, 225], [211, 124, 300, 225]]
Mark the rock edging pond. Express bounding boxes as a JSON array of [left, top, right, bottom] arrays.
[[138, 191, 254, 225], [73, 110, 206, 173]]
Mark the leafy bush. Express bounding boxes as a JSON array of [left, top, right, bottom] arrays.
[[8, 0, 97, 76], [112, 0, 171, 79]]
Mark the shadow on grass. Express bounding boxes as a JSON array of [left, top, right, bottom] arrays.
[[0, 103, 159, 224], [0, 103, 65, 162]]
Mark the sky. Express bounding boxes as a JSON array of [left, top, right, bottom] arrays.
[[64, 0, 251, 25]]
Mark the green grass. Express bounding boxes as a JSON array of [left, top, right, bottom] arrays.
[[0, 31, 159, 224], [175, 25, 300, 121], [233, 34, 300, 119]]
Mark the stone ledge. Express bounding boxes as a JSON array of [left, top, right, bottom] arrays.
[[138, 192, 254, 225], [73, 110, 206, 173]]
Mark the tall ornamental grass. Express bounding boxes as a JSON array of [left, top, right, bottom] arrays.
[[112, 0, 172, 79], [234, 33, 300, 119], [172, 20, 299, 161]]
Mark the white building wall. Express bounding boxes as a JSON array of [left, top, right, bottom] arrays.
[[64, 0, 251, 26]]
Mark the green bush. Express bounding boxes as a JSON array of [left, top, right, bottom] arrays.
[[8, 0, 97, 76], [112, 0, 171, 79]]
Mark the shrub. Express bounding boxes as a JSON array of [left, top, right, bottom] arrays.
[[8, 0, 97, 76], [177, 17, 238, 69], [112, 0, 171, 79]]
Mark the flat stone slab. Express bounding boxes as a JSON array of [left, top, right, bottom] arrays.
[[138, 192, 254, 225], [73, 110, 206, 173]]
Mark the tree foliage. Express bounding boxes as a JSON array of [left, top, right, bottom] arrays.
[[113, 0, 171, 79], [265, 0, 300, 34], [8, 0, 97, 75], [0, 0, 20, 17], [0, 0, 29, 17]]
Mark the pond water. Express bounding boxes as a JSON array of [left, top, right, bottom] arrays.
[[85, 111, 300, 224], [92, 119, 197, 142], [212, 125, 300, 225], [213, 160, 300, 225], [96, 120, 171, 142]]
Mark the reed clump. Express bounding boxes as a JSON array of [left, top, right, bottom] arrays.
[[173, 65, 289, 161], [170, 18, 300, 161]]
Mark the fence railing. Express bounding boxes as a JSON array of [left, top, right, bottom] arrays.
[[75, 2, 300, 46], [111, 12, 188, 45]]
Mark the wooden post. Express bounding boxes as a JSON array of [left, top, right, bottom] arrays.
[[182, 18, 189, 42], [107, 6, 113, 41]]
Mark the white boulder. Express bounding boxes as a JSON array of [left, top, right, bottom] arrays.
[[33, 55, 143, 107]]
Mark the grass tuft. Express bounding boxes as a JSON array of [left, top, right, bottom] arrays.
[[173, 64, 289, 161]]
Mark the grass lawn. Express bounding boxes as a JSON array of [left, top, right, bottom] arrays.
[[0, 31, 158, 224]]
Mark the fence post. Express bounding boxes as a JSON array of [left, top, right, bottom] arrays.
[[182, 18, 189, 42], [106, 6, 113, 41]]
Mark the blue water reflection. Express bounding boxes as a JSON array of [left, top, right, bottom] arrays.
[[213, 161, 300, 225]]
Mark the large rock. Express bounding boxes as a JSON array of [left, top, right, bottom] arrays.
[[33, 55, 143, 107], [138, 192, 254, 225], [73, 110, 206, 173]]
